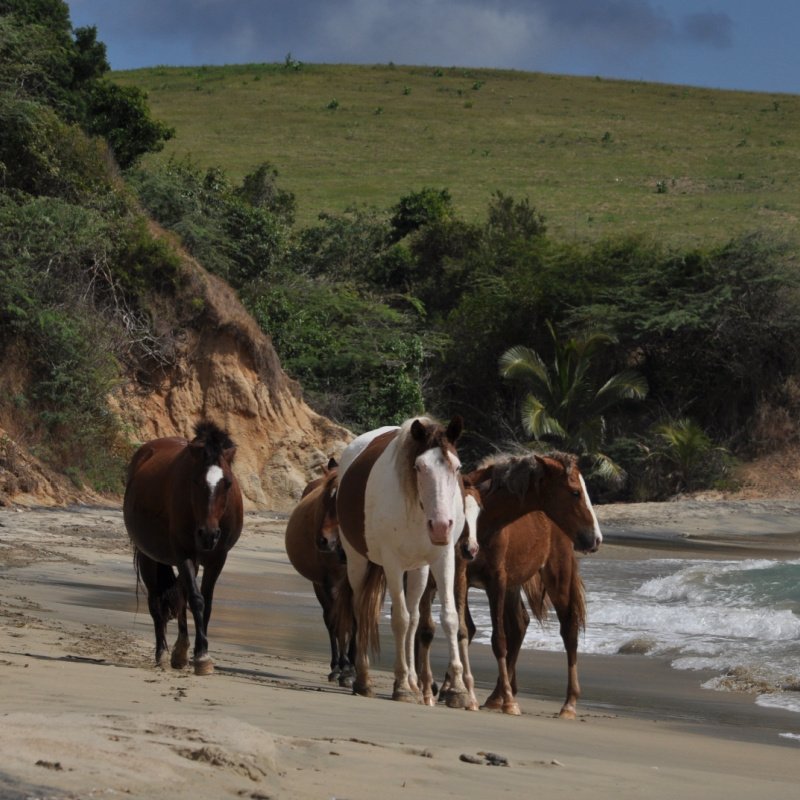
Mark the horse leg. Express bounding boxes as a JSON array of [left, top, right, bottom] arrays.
[[192, 557, 225, 675], [543, 561, 583, 719], [385, 563, 421, 703], [345, 553, 373, 697], [454, 556, 479, 710], [176, 558, 212, 675], [430, 553, 472, 710], [135, 551, 173, 668], [483, 579, 519, 715], [404, 566, 430, 703], [170, 592, 190, 669], [503, 588, 530, 699], [416, 572, 437, 705], [314, 581, 341, 682]]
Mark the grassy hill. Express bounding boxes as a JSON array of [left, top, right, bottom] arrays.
[[114, 62, 800, 246]]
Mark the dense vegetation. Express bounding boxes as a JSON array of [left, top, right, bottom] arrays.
[[3, 2, 800, 500], [0, 0, 179, 489]]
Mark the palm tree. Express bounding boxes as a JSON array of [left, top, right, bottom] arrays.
[[649, 418, 727, 493], [499, 321, 648, 482]]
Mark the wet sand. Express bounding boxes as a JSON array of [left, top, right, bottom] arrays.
[[1, 502, 800, 798]]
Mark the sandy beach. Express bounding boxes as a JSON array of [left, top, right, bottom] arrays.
[[1, 500, 800, 799]]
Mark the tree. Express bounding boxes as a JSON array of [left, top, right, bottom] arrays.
[[0, 1, 173, 168], [499, 321, 648, 482], [389, 187, 453, 242]]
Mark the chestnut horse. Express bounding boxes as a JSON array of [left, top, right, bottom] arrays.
[[464, 513, 587, 718], [336, 416, 473, 708], [418, 451, 601, 716], [285, 459, 356, 685], [124, 421, 243, 675]]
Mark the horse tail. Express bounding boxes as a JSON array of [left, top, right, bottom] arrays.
[[356, 561, 386, 659], [133, 548, 183, 621], [521, 572, 550, 625], [523, 569, 587, 631]]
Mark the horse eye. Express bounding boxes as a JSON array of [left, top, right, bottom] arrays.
[[572, 490, 581, 498]]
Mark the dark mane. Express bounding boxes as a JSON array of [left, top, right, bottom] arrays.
[[192, 421, 236, 463], [478, 450, 576, 500]]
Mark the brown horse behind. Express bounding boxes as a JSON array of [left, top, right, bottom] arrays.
[[285, 459, 355, 685], [124, 421, 243, 675]]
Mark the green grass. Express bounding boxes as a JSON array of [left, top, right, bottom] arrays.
[[114, 62, 800, 246]]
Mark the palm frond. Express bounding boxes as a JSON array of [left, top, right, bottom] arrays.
[[521, 394, 567, 440]]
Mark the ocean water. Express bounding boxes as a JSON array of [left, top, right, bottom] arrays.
[[468, 555, 800, 714]]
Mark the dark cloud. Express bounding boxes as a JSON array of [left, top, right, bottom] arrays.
[[680, 12, 733, 49], [537, 0, 675, 44]]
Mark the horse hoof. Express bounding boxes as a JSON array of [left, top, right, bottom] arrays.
[[421, 694, 436, 707], [156, 652, 170, 670], [481, 697, 503, 711], [352, 682, 374, 698], [193, 656, 215, 676], [392, 689, 422, 704], [171, 647, 189, 669], [559, 705, 577, 720], [443, 690, 470, 710], [502, 702, 521, 716], [338, 673, 354, 689], [327, 669, 341, 683]]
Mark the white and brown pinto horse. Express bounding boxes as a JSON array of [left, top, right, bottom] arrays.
[[336, 416, 473, 708]]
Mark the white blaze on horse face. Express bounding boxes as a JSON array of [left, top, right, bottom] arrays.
[[462, 492, 480, 558], [416, 447, 461, 546], [579, 473, 603, 548], [206, 465, 224, 495]]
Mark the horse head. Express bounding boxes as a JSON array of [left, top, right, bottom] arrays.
[[525, 453, 602, 553], [407, 416, 464, 547], [316, 464, 341, 553], [458, 486, 481, 561], [478, 451, 602, 554], [188, 422, 238, 552]]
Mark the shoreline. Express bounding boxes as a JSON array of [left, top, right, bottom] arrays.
[[2, 502, 800, 798]]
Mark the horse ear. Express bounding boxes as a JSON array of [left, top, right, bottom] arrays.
[[446, 415, 463, 443], [327, 456, 338, 470], [411, 419, 427, 441]]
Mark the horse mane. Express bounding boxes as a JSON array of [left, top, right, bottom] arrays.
[[478, 450, 576, 501], [192, 420, 236, 464], [393, 415, 457, 506]]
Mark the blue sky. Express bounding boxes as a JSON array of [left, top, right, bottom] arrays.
[[68, 1, 799, 95]]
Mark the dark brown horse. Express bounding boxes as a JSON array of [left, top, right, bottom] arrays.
[[285, 459, 356, 685], [124, 421, 243, 675], [418, 451, 601, 716]]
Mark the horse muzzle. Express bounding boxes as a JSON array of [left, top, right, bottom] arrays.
[[197, 527, 222, 551], [316, 529, 340, 553], [575, 530, 602, 554], [459, 539, 479, 561], [427, 518, 453, 546]]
